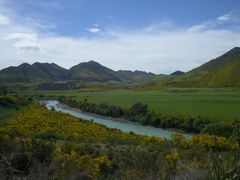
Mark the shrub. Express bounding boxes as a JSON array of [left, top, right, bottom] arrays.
[[201, 122, 234, 138], [32, 140, 54, 163]]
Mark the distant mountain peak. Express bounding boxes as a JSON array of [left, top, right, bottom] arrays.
[[0, 62, 67, 83], [232, 47, 240, 51], [222, 47, 240, 57], [18, 63, 32, 68], [87, 60, 100, 64], [170, 71, 185, 76], [68, 60, 121, 82]]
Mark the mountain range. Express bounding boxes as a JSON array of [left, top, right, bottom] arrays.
[[0, 47, 239, 87], [0, 60, 155, 83]]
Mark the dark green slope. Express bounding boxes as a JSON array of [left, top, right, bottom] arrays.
[[170, 71, 185, 76], [186, 47, 240, 86], [117, 70, 155, 80], [189, 47, 240, 76], [32, 62, 67, 79], [67, 61, 122, 82], [68, 61, 156, 82], [0, 61, 156, 84], [0, 62, 67, 83], [152, 47, 240, 88]]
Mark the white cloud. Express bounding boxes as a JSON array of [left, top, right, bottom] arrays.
[[0, 14, 10, 25], [6, 33, 37, 41], [0, 8, 240, 74], [188, 11, 240, 32], [217, 14, 231, 21], [86, 24, 101, 33], [86, 27, 101, 33], [5, 33, 41, 52], [23, 29, 240, 73], [144, 19, 174, 32]]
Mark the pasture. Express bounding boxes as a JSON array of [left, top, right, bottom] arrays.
[[16, 88, 240, 120]]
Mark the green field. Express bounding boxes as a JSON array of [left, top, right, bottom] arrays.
[[17, 88, 240, 120]]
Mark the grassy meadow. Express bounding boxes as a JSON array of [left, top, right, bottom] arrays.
[[16, 87, 240, 121]]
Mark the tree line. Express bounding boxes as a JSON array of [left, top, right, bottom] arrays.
[[58, 96, 239, 138]]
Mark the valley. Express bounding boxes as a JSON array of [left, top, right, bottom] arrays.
[[0, 47, 240, 179], [17, 88, 240, 120], [1, 1, 240, 179]]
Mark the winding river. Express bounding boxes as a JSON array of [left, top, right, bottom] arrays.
[[44, 100, 192, 139]]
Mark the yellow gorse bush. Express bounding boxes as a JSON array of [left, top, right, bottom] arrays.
[[189, 134, 237, 150], [0, 106, 166, 145], [54, 146, 111, 179]]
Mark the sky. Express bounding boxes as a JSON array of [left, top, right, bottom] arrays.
[[0, 0, 240, 74]]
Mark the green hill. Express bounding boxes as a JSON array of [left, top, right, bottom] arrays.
[[188, 47, 240, 86], [0, 62, 67, 83], [148, 47, 240, 88], [67, 61, 122, 82], [0, 61, 155, 84], [117, 70, 155, 81], [170, 71, 185, 76], [0, 47, 239, 87], [187, 47, 240, 86]]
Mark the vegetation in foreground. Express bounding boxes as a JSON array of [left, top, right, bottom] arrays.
[[0, 96, 239, 179]]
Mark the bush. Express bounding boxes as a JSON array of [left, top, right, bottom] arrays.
[[32, 140, 54, 163], [201, 122, 234, 138]]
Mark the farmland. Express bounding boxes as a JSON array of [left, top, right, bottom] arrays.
[[16, 88, 240, 120]]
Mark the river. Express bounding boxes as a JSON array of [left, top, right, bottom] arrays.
[[44, 100, 192, 139]]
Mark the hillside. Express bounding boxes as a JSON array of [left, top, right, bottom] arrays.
[[187, 47, 240, 86], [148, 47, 240, 88], [0, 62, 67, 83], [67, 61, 121, 82], [0, 61, 156, 84], [0, 47, 239, 87], [170, 71, 185, 76], [117, 70, 155, 80]]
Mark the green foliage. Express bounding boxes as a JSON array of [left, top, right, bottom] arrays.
[[0, 95, 30, 123], [54, 142, 111, 179], [202, 122, 234, 138], [0, 95, 29, 108], [128, 102, 148, 116], [0, 108, 18, 122], [59, 96, 124, 118], [17, 88, 240, 120], [59, 96, 218, 133], [189, 134, 237, 151], [208, 151, 240, 180], [32, 140, 54, 163], [0, 99, 239, 179]]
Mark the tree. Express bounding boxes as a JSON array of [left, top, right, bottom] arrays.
[[201, 122, 234, 138], [129, 103, 148, 116]]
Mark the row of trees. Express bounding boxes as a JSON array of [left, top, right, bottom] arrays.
[[58, 96, 238, 137]]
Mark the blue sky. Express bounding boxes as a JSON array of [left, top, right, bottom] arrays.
[[0, 0, 240, 73]]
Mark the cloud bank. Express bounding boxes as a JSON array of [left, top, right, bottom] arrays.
[[0, 3, 240, 74]]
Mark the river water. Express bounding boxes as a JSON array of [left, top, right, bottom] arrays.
[[44, 100, 191, 139]]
